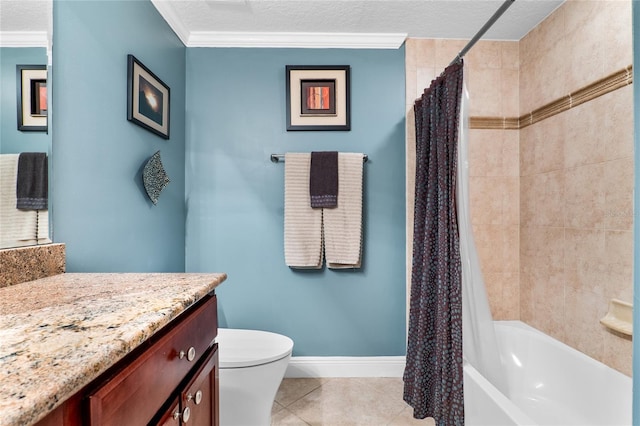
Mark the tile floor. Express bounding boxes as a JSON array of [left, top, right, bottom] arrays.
[[271, 378, 436, 425]]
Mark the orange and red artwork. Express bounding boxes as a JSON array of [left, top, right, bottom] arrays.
[[306, 86, 331, 110], [301, 79, 336, 116]]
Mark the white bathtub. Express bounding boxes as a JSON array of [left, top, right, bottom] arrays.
[[464, 321, 632, 426]]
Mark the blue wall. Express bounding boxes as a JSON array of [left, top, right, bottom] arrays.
[[185, 48, 406, 356], [1, 48, 50, 154], [52, 0, 186, 272]]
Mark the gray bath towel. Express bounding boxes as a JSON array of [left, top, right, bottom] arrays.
[[309, 151, 338, 208], [16, 152, 48, 210]]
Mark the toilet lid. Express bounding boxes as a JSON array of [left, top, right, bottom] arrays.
[[215, 328, 294, 368]]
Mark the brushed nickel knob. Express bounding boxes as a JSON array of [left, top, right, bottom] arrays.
[[178, 347, 196, 362], [173, 407, 190, 422], [187, 389, 203, 405], [182, 407, 191, 422]]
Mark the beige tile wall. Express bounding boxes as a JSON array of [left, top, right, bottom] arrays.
[[405, 0, 633, 376], [519, 0, 633, 376]]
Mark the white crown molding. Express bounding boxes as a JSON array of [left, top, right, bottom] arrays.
[[285, 356, 406, 378], [187, 31, 407, 49], [150, 0, 190, 46], [149, 2, 406, 49], [0, 31, 48, 48]]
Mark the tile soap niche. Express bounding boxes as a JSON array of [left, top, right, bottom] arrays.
[[600, 299, 633, 337]]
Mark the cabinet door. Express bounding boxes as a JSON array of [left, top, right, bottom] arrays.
[[181, 344, 219, 426]]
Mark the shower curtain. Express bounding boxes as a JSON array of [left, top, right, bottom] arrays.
[[403, 62, 465, 424], [457, 71, 509, 397]]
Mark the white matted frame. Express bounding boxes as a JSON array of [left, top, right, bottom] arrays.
[[286, 65, 350, 131], [127, 54, 170, 139], [16, 65, 47, 132]]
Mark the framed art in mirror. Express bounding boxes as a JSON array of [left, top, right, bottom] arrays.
[[127, 54, 170, 139], [286, 65, 350, 131], [17, 65, 47, 132]]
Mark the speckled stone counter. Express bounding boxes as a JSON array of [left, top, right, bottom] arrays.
[[0, 243, 66, 288], [0, 272, 227, 426]]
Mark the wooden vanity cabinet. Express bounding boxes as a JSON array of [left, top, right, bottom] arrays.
[[35, 294, 219, 426]]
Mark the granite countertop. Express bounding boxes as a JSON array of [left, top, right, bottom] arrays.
[[0, 272, 227, 426]]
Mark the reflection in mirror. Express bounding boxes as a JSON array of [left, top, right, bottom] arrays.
[[0, 0, 52, 249]]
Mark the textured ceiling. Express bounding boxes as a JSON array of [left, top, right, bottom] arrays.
[[155, 0, 564, 41], [0, 0, 49, 32], [0, 0, 565, 45]]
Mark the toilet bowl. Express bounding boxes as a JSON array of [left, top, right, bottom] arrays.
[[216, 328, 294, 426]]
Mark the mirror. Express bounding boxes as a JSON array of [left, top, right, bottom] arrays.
[[0, 0, 52, 249]]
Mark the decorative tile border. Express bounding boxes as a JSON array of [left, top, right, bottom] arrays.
[[0, 243, 65, 288], [470, 65, 633, 130]]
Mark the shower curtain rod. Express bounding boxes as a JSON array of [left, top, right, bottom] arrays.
[[448, 0, 516, 67]]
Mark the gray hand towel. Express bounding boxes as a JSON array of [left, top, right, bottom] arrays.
[[309, 151, 338, 208], [16, 152, 48, 210]]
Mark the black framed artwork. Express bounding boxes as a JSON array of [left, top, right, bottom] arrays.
[[16, 65, 47, 132], [127, 54, 170, 139], [286, 65, 350, 131]]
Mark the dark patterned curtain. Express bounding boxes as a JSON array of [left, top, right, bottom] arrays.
[[403, 61, 464, 425]]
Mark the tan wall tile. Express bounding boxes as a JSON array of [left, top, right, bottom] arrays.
[[564, 228, 606, 295], [563, 287, 607, 361], [501, 68, 520, 117], [467, 68, 503, 116], [539, 114, 566, 173], [503, 177, 519, 226], [502, 131, 520, 177], [404, 38, 418, 74], [519, 270, 534, 323], [530, 269, 566, 342], [414, 38, 436, 69], [602, 0, 633, 73], [501, 42, 520, 70], [604, 158, 634, 231], [604, 85, 634, 161], [602, 330, 632, 377], [537, 171, 565, 228], [470, 177, 504, 225], [486, 272, 520, 320], [564, 99, 606, 169], [520, 175, 537, 227], [604, 230, 634, 302], [434, 39, 467, 71], [466, 41, 503, 70], [519, 125, 538, 177], [564, 163, 605, 229]]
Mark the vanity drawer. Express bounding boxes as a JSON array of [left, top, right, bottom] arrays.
[[87, 294, 217, 426]]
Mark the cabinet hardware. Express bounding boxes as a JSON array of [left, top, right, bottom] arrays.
[[179, 347, 196, 362], [173, 406, 191, 422]]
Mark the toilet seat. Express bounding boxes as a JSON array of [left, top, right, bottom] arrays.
[[216, 328, 294, 368]]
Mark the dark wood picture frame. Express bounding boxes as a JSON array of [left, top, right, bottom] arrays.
[[127, 54, 170, 139], [286, 65, 350, 131], [17, 65, 47, 132]]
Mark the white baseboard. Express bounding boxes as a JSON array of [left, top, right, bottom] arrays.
[[285, 356, 406, 378]]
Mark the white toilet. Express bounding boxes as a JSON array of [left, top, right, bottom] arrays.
[[216, 328, 294, 426]]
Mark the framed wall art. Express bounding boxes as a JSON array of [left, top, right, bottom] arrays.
[[286, 65, 350, 131], [127, 54, 170, 139], [16, 65, 47, 132]]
